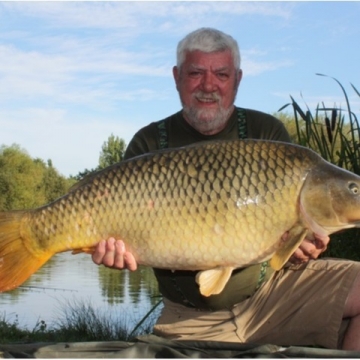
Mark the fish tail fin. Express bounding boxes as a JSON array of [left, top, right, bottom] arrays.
[[0, 211, 52, 292]]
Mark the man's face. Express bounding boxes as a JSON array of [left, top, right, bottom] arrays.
[[173, 49, 242, 135]]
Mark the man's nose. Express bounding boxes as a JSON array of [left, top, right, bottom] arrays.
[[201, 72, 217, 92]]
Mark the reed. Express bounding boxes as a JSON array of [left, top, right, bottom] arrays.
[[280, 74, 360, 260]]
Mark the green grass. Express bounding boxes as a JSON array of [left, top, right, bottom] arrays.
[[0, 314, 50, 343]]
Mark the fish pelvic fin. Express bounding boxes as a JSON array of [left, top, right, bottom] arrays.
[[72, 247, 95, 255], [270, 225, 308, 271], [0, 211, 53, 292], [195, 266, 234, 297]]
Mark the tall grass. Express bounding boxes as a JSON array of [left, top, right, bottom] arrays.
[[0, 313, 50, 343], [280, 74, 360, 260], [280, 74, 360, 173], [0, 298, 161, 343]]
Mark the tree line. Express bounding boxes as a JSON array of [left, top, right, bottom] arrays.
[[0, 134, 126, 211]]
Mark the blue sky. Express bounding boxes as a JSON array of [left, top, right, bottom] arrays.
[[0, 1, 359, 177]]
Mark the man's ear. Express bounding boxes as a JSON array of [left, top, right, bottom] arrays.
[[237, 69, 243, 87], [173, 66, 180, 91]]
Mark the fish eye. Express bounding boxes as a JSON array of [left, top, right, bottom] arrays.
[[349, 182, 359, 195]]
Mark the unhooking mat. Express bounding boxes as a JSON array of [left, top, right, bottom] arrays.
[[1, 334, 360, 358]]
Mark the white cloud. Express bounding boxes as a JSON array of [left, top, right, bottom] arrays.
[[0, 107, 142, 177], [241, 48, 294, 76], [0, 1, 296, 102], [0, 36, 172, 107], [1, 2, 294, 32]]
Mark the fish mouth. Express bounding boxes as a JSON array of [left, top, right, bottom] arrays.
[[299, 201, 329, 238], [340, 219, 360, 229], [345, 215, 360, 227], [300, 198, 360, 237]]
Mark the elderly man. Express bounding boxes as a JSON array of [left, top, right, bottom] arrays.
[[92, 28, 360, 350]]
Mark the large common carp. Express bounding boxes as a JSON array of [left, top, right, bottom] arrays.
[[1, 139, 360, 296]]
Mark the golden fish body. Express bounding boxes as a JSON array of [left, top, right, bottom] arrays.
[[1, 139, 360, 295]]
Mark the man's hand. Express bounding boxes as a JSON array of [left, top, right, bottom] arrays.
[[91, 237, 137, 271], [287, 233, 330, 264]]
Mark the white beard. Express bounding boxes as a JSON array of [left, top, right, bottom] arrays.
[[182, 103, 234, 135], [181, 88, 237, 135]]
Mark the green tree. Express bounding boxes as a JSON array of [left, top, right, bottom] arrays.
[[0, 144, 71, 210], [98, 134, 126, 169], [0, 144, 45, 210], [72, 134, 126, 181], [71, 168, 97, 181], [42, 160, 72, 203]]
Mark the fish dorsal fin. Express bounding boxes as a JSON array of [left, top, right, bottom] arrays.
[[270, 225, 308, 271], [68, 171, 100, 193], [195, 266, 234, 297]]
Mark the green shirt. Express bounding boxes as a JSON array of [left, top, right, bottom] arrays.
[[124, 107, 291, 310], [125, 108, 290, 159]]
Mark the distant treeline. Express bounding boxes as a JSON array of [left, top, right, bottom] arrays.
[[0, 134, 126, 211]]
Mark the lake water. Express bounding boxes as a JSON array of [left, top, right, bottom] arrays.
[[0, 251, 162, 332]]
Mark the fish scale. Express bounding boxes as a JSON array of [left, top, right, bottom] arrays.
[[2, 139, 360, 295]]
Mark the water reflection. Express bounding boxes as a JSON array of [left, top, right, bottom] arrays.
[[99, 263, 159, 305], [0, 251, 161, 330]]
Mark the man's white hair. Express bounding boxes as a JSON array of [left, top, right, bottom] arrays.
[[176, 28, 241, 70]]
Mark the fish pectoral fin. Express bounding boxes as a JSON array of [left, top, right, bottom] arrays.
[[72, 247, 95, 255], [195, 266, 234, 297], [270, 226, 308, 271]]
